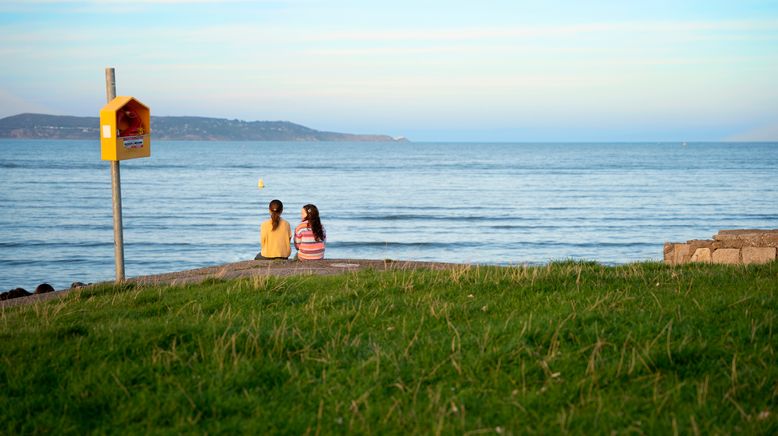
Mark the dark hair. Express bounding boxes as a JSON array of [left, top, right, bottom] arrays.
[[303, 204, 325, 242], [269, 199, 283, 231]]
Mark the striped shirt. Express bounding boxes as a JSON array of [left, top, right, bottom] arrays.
[[294, 221, 325, 260]]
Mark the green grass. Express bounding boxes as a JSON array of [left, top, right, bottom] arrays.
[[1, 261, 776, 434]]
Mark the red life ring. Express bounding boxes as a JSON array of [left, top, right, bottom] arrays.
[[117, 109, 144, 137]]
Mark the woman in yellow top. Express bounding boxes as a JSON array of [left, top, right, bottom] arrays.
[[255, 199, 292, 260]]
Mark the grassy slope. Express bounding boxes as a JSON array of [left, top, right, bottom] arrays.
[[1, 261, 776, 434]]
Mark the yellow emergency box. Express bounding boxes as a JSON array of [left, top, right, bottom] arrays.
[[100, 96, 151, 161]]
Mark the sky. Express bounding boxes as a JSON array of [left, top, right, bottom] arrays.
[[0, 0, 777, 141]]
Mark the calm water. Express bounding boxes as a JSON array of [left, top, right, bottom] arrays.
[[1, 140, 777, 291]]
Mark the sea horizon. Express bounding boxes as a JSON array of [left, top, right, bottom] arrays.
[[3, 138, 776, 144]]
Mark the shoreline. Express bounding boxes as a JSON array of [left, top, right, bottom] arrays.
[[0, 258, 462, 308]]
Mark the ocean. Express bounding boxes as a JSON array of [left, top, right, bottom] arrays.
[[1, 140, 777, 291]]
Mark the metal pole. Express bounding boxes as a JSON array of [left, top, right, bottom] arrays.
[[105, 67, 125, 282]]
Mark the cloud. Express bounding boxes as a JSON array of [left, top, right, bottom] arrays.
[[0, 0, 289, 14], [3, 18, 775, 54], [3, 0, 262, 3], [298, 19, 778, 43]]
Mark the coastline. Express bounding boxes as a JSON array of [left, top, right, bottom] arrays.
[[3, 141, 776, 287]]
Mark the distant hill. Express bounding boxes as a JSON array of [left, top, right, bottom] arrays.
[[0, 113, 407, 142]]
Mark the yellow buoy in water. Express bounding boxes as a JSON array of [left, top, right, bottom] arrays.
[[257, 178, 265, 189]]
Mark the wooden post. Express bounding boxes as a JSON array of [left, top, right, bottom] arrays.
[[105, 67, 125, 282]]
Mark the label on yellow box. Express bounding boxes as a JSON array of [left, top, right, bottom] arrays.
[[122, 136, 144, 149]]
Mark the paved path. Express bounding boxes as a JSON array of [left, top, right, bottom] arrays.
[[1, 259, 460, 308]]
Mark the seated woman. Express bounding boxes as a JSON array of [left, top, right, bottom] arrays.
[[255, 199, 292, 260], [294, 204, 326, 260]]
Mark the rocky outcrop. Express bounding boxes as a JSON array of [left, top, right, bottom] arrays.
[[0, 288, 32, 300], [665, 229, 778, 265], [0, 113, 408, 142], [34, 283, 55, 294]]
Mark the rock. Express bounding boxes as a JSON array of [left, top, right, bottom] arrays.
[[0, 288, 32, 300], [689, 239, 718, 255], [742, 247, 777, 265], [690, 248, 711, 263], [712, 248, 741, 265], [34, 283, 55, 294], [663, 243, 674, 264], [714, 229, 778, 248], [666, 230, 778, 265], [673, 243, 691, 265]]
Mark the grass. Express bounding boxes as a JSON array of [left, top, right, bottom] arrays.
[[1, 261, 776, 434]]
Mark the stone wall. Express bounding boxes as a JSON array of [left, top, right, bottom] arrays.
[[664, 229, 778, 265]]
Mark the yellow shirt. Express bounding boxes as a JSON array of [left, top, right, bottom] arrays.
[[260, 218, 292, 258]]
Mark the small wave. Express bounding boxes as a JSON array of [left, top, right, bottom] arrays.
[[131, 163, 194, 170], [0, 162, 105, 170], [2, 223, 113, 232], [329, 241, 485, 249], [517, 241, 660, 249], [489, 224, 560, 230], [0, 241, 111, 249], [0, 256, 96, 264], [329, 240, 659, 250], [292, 165, 345, 170], [333, 214, 516, 222], [124, 241, 198, 248]]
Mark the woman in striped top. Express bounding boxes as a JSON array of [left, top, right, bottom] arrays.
[[294, 204, 326, 260]]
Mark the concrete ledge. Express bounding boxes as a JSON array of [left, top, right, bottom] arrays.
[[713, 229, 778, 248], [742, 247, 777, 265], [690, 248, 711, 263], [0, 259, 464, 308], [711, 248, 740, 265], [665, 229, 778, 266]]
